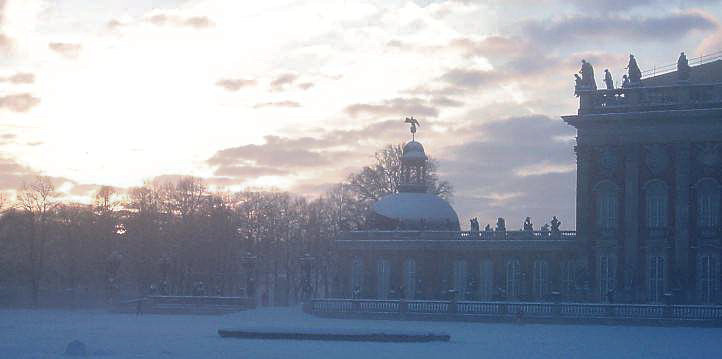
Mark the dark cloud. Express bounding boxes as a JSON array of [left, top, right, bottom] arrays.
[[0, 93, 41, 112], [565, 0, 722, 13], [216, 78, 256, 91], [214, 165, 288, 177], [270, 73, 298, 91], [440, 68, 501, 88], [147, 14, 214, 29], [298, 82, 314, 90], [431, 96, 464, 107], [345, 97, 439, 118], [440, 115, 577, 228], [253, 100, 301, 109], [0, 72, 34, 84], [208, 136, 330, 170], [522, 12, 717, 45], [48, 42, 82, 58], [0, 154, 76, 191]]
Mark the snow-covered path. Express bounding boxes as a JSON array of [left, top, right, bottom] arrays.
[[1, 306, 720, 358]]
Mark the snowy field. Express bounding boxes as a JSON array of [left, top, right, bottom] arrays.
[[2, 306, 722, 358]]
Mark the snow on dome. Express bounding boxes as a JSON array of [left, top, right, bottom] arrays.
[[372, 192, 460, 231]]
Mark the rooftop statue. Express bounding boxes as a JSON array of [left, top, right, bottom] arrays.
[[626, 54, 642, 85], [470, 217, 480, 234], [578, 59, 597, 90], [495, 217, 506, 232], [523, 216, 533, 231], [621, 74, 630, 88], [677, 52, 691, 81], [604, 69, 614, 90], [551, 216, 561, 233]]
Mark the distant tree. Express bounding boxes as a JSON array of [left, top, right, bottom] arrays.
[[347, 143, 453, 201]]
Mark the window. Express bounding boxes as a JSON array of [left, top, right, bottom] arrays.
[[453, 260, 468, 300], [351, 257, 364, 296], [403, 258, 416, 300], [648, 256, 665, 303], [376, 259, 390, 299], [506, 258, 521, 299], [645, 181, 667, 228], [697, 255, 719, 304], [532, 260, 549, 300], [697, 179, 720, 228], [599, 255, 616, 302], [479, 259, 494, 300], [561, 260, 576, 300], [596, 182, 618, 229]]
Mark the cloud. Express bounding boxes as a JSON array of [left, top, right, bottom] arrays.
[[48, 42, 82, 58], [216, 78, 256, 91], [253, 100, 301, 109], [214, 165, 288, 177], [345, 97, 439, 118], [0, 72, 34, 84], [0, 93, 40, 112], [522, 12, 717, 45], [564, 0, 722, 13], [270, 73, 298, 91], [147, 14, 214, 29], [298, 82, 314, 90]]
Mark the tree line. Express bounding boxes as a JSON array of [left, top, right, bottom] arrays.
[[0, 144, 451, 307]]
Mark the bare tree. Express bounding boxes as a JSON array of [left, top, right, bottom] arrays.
[[16, 176, 59, 307]]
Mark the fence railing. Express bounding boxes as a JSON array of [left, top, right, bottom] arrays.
[[339, 230, 576, 241], [309, 298, 722, 323], [578, 82, 722, 115]]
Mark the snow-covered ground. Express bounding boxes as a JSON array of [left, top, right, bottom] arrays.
[[1, 306, 721, 358]]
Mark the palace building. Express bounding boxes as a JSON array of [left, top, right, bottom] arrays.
[[335, 55, 722, 305]]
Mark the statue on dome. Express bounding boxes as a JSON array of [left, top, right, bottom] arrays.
[[626, 54, 642, 84], [677, 52, 691, 81], [404, 116, 420, 141]]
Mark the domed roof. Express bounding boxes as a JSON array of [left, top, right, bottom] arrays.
[[372, 192, 460, 230], [402, 141, 427, 161]]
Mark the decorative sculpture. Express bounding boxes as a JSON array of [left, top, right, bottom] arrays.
[[484, 224, 491, 232], [603, 69, 614, 90], [574, 74, 583, 94], [551, 216, 561, 233], [470, 217, 480, 234], [523, 217, 533, 231], [578, 59, 597, 90], [621, 74, 630, 88], [677, 52, 690, 81], [626, 54, 642, 84], [495, 217, 506, 232]]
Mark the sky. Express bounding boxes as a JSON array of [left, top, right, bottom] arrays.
[[1, 0, 722, 229]]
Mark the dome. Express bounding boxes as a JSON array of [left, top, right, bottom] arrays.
[[402, 141, 427, 161], [372, 192, 460, 231]]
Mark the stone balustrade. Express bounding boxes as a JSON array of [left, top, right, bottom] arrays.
[[338, 230, 576, 241], [577, 82, 722, 115]]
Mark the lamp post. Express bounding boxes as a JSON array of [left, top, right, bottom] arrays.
[[298, 252, 316, 301], [240, 252, 257, 300]]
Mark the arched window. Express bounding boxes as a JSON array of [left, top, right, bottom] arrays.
[[532, 259, 549, 300], [403, 258, 416, 300], [648, 256, 665, 303], [599, 255, 616, 302], [479, 259, 494, 300], [376, 259, 390, 300], [697, 255, 719, 304], [595, 181, 618, 230], [453, 259, 468, 300], [351, 257, 364, 297], [645, 180, 668, 228], [697, 179, 720, 228], [506, 258, 521, 300]]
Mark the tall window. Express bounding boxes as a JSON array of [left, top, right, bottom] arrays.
[[599, 255, 616, 302], [648, 256, 665, 303], [479, 259, 494, 300], [532, 260, 549, 300], [646, 181, 668, 228], [376, 259, 390, 300], [596, 182, 618, 230], [697, 255, 719, 304], [506, 258, 521, 299], [697, 179, 720, 228], [403, 258, 416, 300], [351, 257, 364, 296], [561, 260, 576, 300], [453, 260, 468, 300]]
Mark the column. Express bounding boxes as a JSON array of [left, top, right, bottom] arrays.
[[674, 143, 691, 302], [623, 145, 640, 301]]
